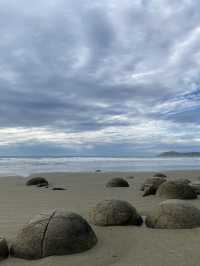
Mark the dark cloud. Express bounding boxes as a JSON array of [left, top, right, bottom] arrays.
[[0, 0, 200, 154]]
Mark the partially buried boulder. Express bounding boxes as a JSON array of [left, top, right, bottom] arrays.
[[153, 173, 167, 178], [145, 199, 200, 229], [157, 180, 197, 199], [10, 210, 97, 260], [26, 177, 48, 187], [106, 178, 129, 188], [126, 176, 135, 180], [89, 199, 143, 226], [0, 238, 9, 260]]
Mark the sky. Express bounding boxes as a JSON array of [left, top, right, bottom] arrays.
[[0, 0, 200, 156]]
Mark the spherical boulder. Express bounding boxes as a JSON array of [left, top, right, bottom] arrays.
[[157, 181, 197, 199], [10, 210, 97, 260], [106, 178, 129, 188], [145, 200, 200, 229], [0, 238, 9, 260], [89, 199, 143, 226], [141, 177, 166, 192], [26, 177, 48, 187]]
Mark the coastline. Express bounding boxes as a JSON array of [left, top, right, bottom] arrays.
[[1, 170, 200, 265]]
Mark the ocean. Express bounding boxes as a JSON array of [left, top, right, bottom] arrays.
[[0, 156, 199, 176]]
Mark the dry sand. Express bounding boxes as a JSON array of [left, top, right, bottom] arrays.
[[1, 170, 200, 266]]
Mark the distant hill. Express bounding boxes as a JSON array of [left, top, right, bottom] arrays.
[[158, 151, 200, 157]]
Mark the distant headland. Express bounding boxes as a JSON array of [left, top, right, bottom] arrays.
[[158, 151, 200, 157]]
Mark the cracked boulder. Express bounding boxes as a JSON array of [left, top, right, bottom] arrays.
[[89, 199, 143, 226], [106, 178, 129, 188], [157, 181, 197, 199], [10, 210, 97, 260], [145, 200, 200, 229]]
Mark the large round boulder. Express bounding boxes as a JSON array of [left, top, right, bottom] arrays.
[[145, 200, 200, 229], [10, 210, 97, 260], [106, 178, 129, 188], [89, 199, 143, 226], [157, 181, 197, 199], [26, 177, 48, 187]]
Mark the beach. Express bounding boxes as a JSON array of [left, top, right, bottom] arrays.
[[0, 170, 200, 265]]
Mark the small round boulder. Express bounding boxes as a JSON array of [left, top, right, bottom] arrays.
[[26, 177, 48, 187], [153, 173, 167, 178], [145, 200, 200, 229], [0, 238, 9, 260], [106, 178, 129, 188], [157, 181, 197, 199], [11, 210, 97, 260], [89, 199, 143, 226]]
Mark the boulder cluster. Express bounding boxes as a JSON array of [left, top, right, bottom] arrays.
[[1, 174, 200, 262]]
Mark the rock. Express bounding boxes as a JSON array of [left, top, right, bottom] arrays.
[[143, 184, 158, 197], [141, 177, 166, 192], [10, 210, 97, 260], [95, 170, 101, 173], [26, 177, 48, 187], [89, 199, 143, 226], [157, 181, 197, 199], [106, 178, 129, 188], [145, 199, 200, 229], [126, 176, 135, 180], [52, 187, 66, 191], [0, 238, 9, 260], [153, 173, 167, 178]]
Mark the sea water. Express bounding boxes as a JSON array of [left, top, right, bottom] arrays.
[[0, 156, 199, 176]]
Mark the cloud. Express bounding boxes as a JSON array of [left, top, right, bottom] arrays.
[[0, 0, 200, 154]]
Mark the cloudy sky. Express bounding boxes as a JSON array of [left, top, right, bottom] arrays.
[[0, 0, 200, 156]]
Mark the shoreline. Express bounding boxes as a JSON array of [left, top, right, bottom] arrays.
[[1, 168, 200, 178], [0, 156, 200, 177]]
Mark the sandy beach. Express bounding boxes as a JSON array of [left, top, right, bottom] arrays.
[[0, 170, 200, 266]]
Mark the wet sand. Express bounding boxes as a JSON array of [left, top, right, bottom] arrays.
[[1, 170, 200, 266]]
